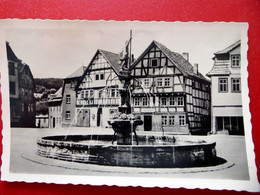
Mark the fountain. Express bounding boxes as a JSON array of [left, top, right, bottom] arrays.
[[36, 33, 218, 168]]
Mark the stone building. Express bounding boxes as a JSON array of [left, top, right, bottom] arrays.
[[207, 40, 244, 135], [6, 42, 36, 127], [61, 66, 86, 127]]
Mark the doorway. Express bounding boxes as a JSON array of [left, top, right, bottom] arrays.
[[144, 115, 152, 131], [53, 117, 55, 128], [97, 107, 103, 127]]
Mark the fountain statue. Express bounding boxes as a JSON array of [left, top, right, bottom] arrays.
[[107, 35, 143, 145]]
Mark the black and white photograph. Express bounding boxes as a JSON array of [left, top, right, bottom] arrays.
[[0, 20, 258, 191]]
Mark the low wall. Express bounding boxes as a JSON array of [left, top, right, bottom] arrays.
[[37, 135, 217, 168]]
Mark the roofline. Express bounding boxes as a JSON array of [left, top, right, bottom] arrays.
[[130, 40, 188, 77], [214, 40, 241, 55]]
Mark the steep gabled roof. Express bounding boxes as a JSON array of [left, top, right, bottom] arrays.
[[99, 49, 121, 75], [75, 49, 121, 90], [214, 40, 241, 55], [6, 42, 20, 62], [65, 66, 87, 79], [131, 40, 206, 80]]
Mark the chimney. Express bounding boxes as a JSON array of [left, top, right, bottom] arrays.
[[193, 63, 198, 75], [182, 52, 189, 62]]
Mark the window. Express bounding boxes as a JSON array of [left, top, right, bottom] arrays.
[[96, 74, 99, 80], [9, 62, 15, 75], [169, 116, 175, 126], [66, 95, 71, 104], [231, 78, 241, 92], [111, 89, 116, 97], [157, 78, 163, 87], [98, 90, 103, 98], [28, 104, 31, 112], [219, 78, 228, 92], [143, 97, 148, 106], [151, 59, 158, 67], [179, 115, 186, 126], [169, 97, 175, 106], [85, 90, 89, 98], [81, 91, 85, 99], [161, 97, 167, 106], [90, 90, 94, 98], [31, 104, 33, 112], [9, 81, 16, 95], [231, 55, 240, 67], [161, 116, 168, 126], [144, 79, 150, 88], [66, 111, 71, 120], [177, 97, 184, 106], [100, 73, 104, 80], [134, 98, 141, 106], [164, 78, 170, 87]]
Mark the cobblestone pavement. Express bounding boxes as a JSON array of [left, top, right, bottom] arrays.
[[8, 127, 249, 180]]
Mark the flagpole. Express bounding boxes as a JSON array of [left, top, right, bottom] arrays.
[[129, 30, 132, 69]]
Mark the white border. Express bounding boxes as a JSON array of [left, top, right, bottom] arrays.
[[0, 19, 259, 192]]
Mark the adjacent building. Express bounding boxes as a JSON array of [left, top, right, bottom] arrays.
[[75, 50, 121, 128], [48, 88, 62, 129], [130, 41, 211, 134], [6, 42, 36, 127], [207, 40, 244, 135], [61, 66, 86, 127]]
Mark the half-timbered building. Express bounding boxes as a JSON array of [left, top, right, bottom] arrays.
[[130, 41, 211, 134], [75, 50, 121, 127], [207, 40, 244, 135]]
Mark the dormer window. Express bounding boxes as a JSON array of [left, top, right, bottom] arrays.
[[231, 55, 240, 67], [150, 59, 158, 67]]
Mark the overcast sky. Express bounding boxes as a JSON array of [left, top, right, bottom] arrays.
[[4, 20, 245, 79]]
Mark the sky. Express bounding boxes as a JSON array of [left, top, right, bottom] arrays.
[[4, 20, 245, 79]]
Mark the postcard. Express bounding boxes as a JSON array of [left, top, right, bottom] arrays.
[[0, 19, 258, 192]]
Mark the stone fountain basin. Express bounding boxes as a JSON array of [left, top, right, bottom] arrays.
[[36, 134, 217, 168]]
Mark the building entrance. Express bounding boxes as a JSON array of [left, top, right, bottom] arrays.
[[77, 109, 90, 127], [144, 115, 152, 131]]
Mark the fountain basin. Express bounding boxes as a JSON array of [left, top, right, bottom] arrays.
[[37, 134, 217, 168]]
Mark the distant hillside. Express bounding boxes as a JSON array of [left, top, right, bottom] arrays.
[[34, 78, 63, 93]]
